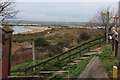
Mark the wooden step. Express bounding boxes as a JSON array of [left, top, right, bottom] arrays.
[[73, 60, 82, 63], [77, 57, 87, 60], [90, 50, 98, 53], [83, 52, 97, 57], [39, 71, 68, 74], [66, 63, 78, 66]]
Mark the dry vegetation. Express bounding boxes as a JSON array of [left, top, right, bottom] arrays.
[[12, 28, 104, 65]]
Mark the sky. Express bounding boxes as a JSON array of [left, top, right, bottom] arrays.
[[15, 0, 120, 2], [15, 1, 118, 22]]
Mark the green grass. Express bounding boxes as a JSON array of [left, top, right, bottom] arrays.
[[11, 37, 105, 77], [50, 56, 93, 80], [94, 46, 119, 77]]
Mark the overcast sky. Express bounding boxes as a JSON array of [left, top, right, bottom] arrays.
[[15, 2, 118, 22], [15, 0, 120, 2]]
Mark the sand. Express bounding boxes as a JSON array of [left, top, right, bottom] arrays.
[[22, 26, 52, 34]]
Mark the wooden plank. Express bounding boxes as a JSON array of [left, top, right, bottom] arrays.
[[39, 71, 69, 74], [66, 63, 78, 66]]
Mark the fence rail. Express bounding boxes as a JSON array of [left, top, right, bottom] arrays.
[[11, 36, 106, 74]]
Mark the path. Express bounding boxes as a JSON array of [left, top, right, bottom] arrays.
[[77, 47, 109, 80]]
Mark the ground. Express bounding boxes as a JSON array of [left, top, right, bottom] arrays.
[[11, 27, 104, 66]]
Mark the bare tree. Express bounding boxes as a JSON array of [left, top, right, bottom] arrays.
[[89, 7, 116, 46], [89, 7, 116, 32], [0, 0, 18, 27]]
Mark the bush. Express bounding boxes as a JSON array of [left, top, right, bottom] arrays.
[[77, 32, 90, 43], [57, 42, 70, 48], [34, 37, 49, 47], [47, 45, 63, 54]]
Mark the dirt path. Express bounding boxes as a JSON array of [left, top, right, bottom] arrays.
[[77, 47, 109, 80]]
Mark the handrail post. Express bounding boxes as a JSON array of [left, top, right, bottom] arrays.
[[88, 42, 90, 52], [115, 40, 118, 57], [0, 28, 13, 80], [68, 53, 71, 61], [24, 69, 27, 76], [98, 37, 101, 47], [57, 56, 60, 63], [79, 47, 81, 57], [112, 39, 115, 51]]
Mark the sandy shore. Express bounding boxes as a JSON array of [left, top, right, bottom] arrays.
[[22, 26, 52, 34]]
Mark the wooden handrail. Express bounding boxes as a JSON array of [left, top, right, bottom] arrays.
[[11, 36, 105, 73]]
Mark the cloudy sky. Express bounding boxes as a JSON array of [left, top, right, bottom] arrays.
[[15, 0, 119, 2], [15, 1, 118, 22]]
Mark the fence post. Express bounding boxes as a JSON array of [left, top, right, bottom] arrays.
[[112, 39, 115, 51], [98, 37, 101, 47], [68, 50, 72, 61], [0, 28, 13, 80], [69, 54, 71, 61], [57, 56, 60, 63], [113, 66, 118, 80], [88, 42, 90, 52], [79, 47, 81, 57], [115, 41, 118, 57], [32, 42, 36, 71]]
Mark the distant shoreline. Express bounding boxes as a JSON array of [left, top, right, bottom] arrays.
[[21, 26, 52, 34]]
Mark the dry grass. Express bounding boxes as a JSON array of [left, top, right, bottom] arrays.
[[12, 28, 104, 66]]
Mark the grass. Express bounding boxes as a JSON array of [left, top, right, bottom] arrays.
[[50, 56, 93, 80], [94, 46, 119, 77], [13, 31, 47, 43], [45, 33, 74, 44], [11, 37, 105, 77]]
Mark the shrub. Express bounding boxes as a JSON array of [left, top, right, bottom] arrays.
[[47, 45, 63, 54], [34, 37, 49, 47], [57, 42, 70, 48], [77, 32, 90, 43]]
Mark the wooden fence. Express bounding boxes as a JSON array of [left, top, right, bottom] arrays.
[[11, 36, 106, 75]]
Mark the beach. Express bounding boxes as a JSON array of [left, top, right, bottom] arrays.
[[22, 26, 52, 34]]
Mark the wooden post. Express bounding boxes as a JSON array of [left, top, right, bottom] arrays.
[[57, 57, 60, 63], [112, 39, 115, 51], [32, 42, 36, 71], [68, 71, 70, 80], [115, 41, 118, 57], [98, 38, 101, 47], [106, 11, 109, 47], [113, 16, 119, 32], [69, 54, 71, 61], [88, 42, 90, 52], [0, 28, 13, 80], [113, 66, 118, 80], [79, 47, 81, 57]]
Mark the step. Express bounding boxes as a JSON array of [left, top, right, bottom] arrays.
[[66, 63, 78, 66], [62, 66, 66, 69], [73, 60, 82, 63], [83, 52, 97, 57], [39, 71, 67, 74], [98, 51, 102, 54], [77, 57, 88, 60], [90, 50, 98, 53]]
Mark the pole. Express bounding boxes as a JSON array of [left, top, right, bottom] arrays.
[[32, 42, 36, 71], [113, 16, 119, 32], [106, 11, 109, 46], [0, 28, 13, 80], [115, 17, 119, 32], [113, 66, 118, 80]]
